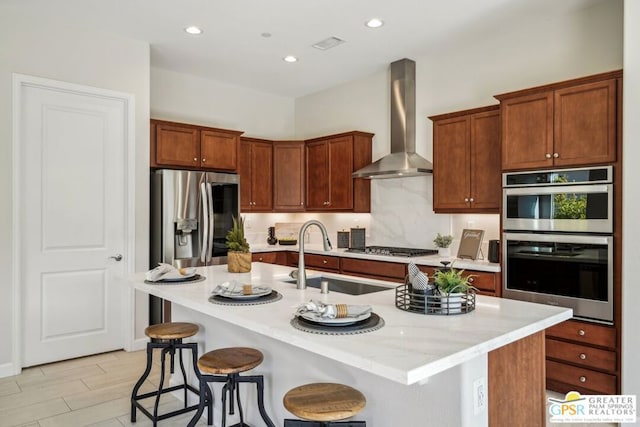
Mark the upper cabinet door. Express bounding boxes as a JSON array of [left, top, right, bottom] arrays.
[[305, 140, 329, 210], [238, 138, 253, 210], [469, 110, 501, 210], [273, 142, 305, 211], [200, 129, 239, 171], [250, 140, 273, 211], [432, 115, 471, 211], [327, 136, 354, 210], [553, 79, 616, 167], [155, 123, 200, 168], [501, 92, 554, 170]]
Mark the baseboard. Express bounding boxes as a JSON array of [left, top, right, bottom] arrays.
[[131, 337, 149, 352], [0, 362, 20, 379]]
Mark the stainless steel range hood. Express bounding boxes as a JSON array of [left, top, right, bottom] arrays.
[[352, 58, 433, 179]]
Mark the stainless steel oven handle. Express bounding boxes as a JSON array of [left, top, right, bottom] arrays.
[[200, 182, 209, 263], [502, 232, 611, 245], [504, 183, 612, 196]]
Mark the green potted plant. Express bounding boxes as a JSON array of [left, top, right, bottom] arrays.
[[432, 266, 476, 313], [226, 216, 251, 273], [433, 233, 454, 257]]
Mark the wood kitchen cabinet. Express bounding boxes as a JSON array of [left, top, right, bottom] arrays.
[[545, 319, 619, 395], [273, 141, 305, 211], [341, 258, 406, 282], [252, 251, 287, 265], [418, 265, 501, 297], [429, 105, 501, 213], [496, 70, 621, 171], [305, 131, 373, 212], [239, 137, 273, 211], [288, 252, 340, 273], [151, 119, 242, 171]]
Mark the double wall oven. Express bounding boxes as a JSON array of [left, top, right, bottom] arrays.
[[502, 166, 614, 324]]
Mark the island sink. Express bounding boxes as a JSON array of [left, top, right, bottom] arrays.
[[283, 276, 391, 295]]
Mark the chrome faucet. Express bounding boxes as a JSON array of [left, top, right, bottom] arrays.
[[296, 220, 333, 289]]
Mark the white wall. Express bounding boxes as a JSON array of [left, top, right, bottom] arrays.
[[151, 67, 295, 139], [622, 0, 640, 397], [0, 9, 150, 371], [294, 0, 623, 250]]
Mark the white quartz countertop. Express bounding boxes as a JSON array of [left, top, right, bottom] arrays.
[[251, 244, 501, 272], [131, 263, 570, 385]]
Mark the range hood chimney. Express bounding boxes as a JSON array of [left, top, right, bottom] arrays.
[[352, 58, 433, 179]]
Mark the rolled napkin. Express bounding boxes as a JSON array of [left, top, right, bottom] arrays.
[[145, 263, 195, 282], [296, 300, 372, 319], [411, 270, 430, 291], [212, 280, 270, 296], [408, 261, 420, 282]]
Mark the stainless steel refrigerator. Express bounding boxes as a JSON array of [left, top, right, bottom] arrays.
[[149, 169, 239, 323]]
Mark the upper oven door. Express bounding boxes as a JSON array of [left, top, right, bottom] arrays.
[[503, 184, 613, 233]]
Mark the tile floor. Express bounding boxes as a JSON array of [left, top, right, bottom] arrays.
[[0, 350, 620, 427], [0, 350, 208, 427]]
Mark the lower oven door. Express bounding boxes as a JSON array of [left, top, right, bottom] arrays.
[[502, 232, 613, 323]]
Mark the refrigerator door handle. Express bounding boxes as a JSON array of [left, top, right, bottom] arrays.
[[200, 182, 209, 263], [206, 183, 214, 263]]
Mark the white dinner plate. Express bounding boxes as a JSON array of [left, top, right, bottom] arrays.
[[216, 286, 272, 300], [299, 311, 371, 326]]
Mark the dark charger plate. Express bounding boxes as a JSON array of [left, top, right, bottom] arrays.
[[144, 274, 205, 284], [291, 313, 384, 335]]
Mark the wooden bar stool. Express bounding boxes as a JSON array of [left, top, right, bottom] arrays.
[[283, 383, 366, 427], [131, 322, 212, 426], [187, 347, 275, 427]]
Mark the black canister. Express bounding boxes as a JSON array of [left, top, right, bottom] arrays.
[[337, 231, 350, 248], [488, 240, 500, 263], [267, 226, 277, 245]]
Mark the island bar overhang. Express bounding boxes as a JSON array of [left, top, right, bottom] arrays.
[[131, 263, 572, 426]]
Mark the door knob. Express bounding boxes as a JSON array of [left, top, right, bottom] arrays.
[[110, 254, 123, 262]]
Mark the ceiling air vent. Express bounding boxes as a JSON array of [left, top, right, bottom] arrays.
[[312, 36, 346, 51]]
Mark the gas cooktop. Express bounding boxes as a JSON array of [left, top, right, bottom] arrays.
[[346, 246, 438, 257]]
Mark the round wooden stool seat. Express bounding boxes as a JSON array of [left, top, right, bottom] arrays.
[[283, 382, 366, 422], [145, 322, 199, 340], [197, 347, 264, 375]]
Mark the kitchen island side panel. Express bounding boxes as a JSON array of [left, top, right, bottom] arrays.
[[172, 303, 488, 427]]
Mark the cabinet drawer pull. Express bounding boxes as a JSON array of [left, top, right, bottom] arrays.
[[464, 198, 469, 202], [579, 376, 587, 383], [202, 158, 207, 163], [193, 157, 198, 162], [545, 153, 552, 159], [469, 198, 474, 202], [323, 260, 328, 264], [578, 329, 586, 336], [553, 153, 559, 158], [468, 277, 474, 283], [258, 257, 263, 261], [579, 353, 587, 360]]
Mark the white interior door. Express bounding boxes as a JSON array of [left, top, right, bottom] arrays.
[[17, 77, 130, 367]]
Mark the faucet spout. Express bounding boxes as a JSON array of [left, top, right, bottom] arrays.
[[296, 220, 333, 289]]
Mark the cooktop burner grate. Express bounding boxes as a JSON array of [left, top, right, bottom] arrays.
[[346, 246, 438, 257]]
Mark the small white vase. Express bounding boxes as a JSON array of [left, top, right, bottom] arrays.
[[438, 247, 451, 257]]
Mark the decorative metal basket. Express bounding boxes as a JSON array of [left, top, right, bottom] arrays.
[[395, 280, 476, 315]]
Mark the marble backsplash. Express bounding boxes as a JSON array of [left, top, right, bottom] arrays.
[[243, 176, 500, 257]]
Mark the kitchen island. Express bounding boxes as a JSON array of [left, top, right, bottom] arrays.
[[132, 263, 571, 426]]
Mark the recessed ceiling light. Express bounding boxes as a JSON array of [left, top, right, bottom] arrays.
[[283, 55, 298, 63], [365, 18, 384, 28], [184, 26, 203, 35]]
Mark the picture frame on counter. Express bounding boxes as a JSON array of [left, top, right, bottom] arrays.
[[457, 229, 485, 260]]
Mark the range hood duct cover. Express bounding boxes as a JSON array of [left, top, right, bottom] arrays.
[[352, 58, 433, 179]]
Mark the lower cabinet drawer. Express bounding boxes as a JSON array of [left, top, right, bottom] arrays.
[[340, 258, 406, 282], [252, 252, 277, 264], [546, 359, 617, 395], [546, 338, 616, 372], [546, 320, 616, 349], [289, 253, 340, 271], [466, 271, 497, 293]]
